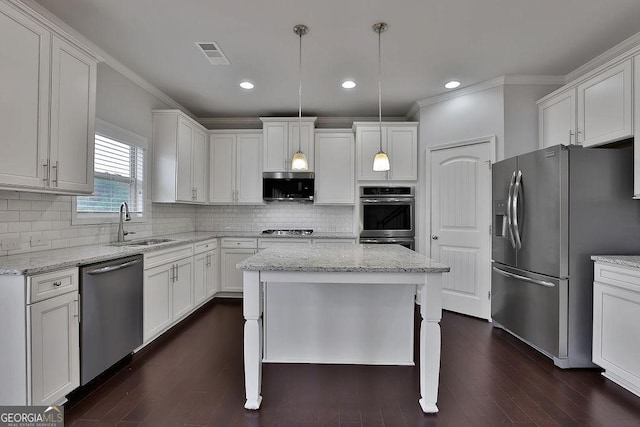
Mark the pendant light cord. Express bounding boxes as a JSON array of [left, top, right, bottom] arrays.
[[378, 27, 382, 152], [298, 30, 303, 153]]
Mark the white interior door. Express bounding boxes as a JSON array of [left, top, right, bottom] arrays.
[[430, 141, 491, 319]]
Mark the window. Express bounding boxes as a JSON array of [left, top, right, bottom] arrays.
[[73, 119, 147, 224]]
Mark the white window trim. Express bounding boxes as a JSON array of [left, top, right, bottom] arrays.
[[72, 119, 149, 226]]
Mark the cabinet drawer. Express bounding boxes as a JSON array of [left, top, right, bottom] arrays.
[[594, 262, 640, 292], [220, 238, 257, 249], [28, 267, 78, 304], [194, 239, 217, 254], [258, 238, 311, 249], [144, 244, 193, 270]]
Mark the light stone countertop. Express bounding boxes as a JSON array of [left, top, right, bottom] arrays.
[[591, 255, 640, 270], [0, 231, 357, 275], [237, 244, 450, 273]]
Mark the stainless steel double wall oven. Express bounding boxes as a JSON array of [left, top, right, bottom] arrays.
[[359, 186, 415, 250]]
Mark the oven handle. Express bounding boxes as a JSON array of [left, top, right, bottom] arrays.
[[360, 198, 414, 204]]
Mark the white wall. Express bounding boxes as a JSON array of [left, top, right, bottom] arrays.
[[504, 84, 559, 158], [415, 83, 559, 255]]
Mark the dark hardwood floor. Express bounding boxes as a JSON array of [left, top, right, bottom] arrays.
[[65, 300, 640, 426]]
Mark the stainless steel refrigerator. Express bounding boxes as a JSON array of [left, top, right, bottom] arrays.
[[491, 144, 640, 368]]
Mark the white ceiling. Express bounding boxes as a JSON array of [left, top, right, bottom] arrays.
[[34, 0, 640, 118]]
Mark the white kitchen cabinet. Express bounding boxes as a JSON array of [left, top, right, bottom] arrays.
[[29, 290, 80, 406], [194, 239, 218, 305], [261, 117, 316, 172], [220, 238, 257, 293], [0, 266, 80, 405], [152, 110, 208, 203], [314, 131, 355, 204], [593, 261, 640, 397], [209, 131, 263, 204], [353, 122, 418, 181], [576, 59, 633, 147], [258, 238, 311, 250], [143, 262, 173, 342], [0, 2, 98, 194], [143, 244, 194, 342], [538, 89, 576, 148]]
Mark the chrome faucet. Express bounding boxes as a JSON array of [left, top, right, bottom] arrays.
[[117, 202, 132, 242]]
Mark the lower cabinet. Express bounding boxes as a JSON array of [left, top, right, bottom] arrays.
[[0, 267, 80, 406], [194, 239, 219, 305], [143, 244, 195, 343], [221, 248, 256, 292], [593, 261, 640, 397], [29, 290, 80, 406]]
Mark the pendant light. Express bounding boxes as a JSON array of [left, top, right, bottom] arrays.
[[372, 22, 390, 172], [291, 24, 309, 170]]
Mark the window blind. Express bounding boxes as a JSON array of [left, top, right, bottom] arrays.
[[77, 134, 144, 213]]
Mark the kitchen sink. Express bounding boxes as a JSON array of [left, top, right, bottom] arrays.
[[111, 238, 174, 247]]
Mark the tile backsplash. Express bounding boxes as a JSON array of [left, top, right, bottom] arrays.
[[0, 190, 354, 256], [196, 204, 354, 233], [0, 190, 196, 256]]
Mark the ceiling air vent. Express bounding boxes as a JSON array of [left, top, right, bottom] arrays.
[[195, 41, 230, 65]]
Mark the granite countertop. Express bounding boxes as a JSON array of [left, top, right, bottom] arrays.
[[591, 255, 640, 270], [0, 231, 357, 275], [237, 244, 450, 273]]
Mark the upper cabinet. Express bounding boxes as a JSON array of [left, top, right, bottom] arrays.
[[577, 59, 633, 147], [152, 110, 208, 203], [634, 55, 640, 198], [538, 89, 576, 148], [538, 59, 633, 149], [0, 2, 98, 194], [261, 117, 316, 172], [209, 130, 263, 204], [314, 131, 355, 204], [353, 122, 418, 181]]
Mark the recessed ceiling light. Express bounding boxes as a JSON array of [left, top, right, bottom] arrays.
[[444, 81, 461, 89], [341, 80, 357, 89], [239, 81, 254, 90]]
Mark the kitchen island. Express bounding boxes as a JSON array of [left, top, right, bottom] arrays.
[[237, 244, 449, 413]]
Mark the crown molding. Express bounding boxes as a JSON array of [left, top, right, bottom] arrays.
[[198, 117, 263, 129], [407, 74, 564, 117], [18, 0, 197, 120], [566, 31, 640, 83]]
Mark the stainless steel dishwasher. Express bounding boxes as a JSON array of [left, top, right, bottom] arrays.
[[80, 255, 143, 385]]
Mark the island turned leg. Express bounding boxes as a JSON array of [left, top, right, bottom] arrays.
[[243, 271, 263, 410], [418, 273, 443, 413]]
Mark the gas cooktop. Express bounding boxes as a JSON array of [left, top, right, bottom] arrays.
[[261, 229, 313, 236]]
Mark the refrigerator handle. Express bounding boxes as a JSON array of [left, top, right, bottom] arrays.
[[512, 170, 523, 249], [506, 171, 517, 249], [492, 266, 555, 288]]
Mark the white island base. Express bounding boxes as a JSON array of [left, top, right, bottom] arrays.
[[242, 269, 444, 414]]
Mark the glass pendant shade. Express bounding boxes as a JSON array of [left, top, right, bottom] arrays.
[[291, 150, 308, 170], [373, 150, 390, 171]]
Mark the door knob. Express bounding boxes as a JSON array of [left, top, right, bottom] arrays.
[[431, 235, 439, 240]]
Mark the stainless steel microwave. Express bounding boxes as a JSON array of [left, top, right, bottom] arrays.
[[263, 172, 314, 202]]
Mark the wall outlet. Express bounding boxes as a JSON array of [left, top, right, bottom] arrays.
[[31, 237, 47, 247], [2, 238, 22, 251]]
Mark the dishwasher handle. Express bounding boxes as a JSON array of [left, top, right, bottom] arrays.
[[85, 258, 142, 275]]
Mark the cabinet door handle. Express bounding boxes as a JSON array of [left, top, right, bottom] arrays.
[[175, 264, 179, 281], [53, 281, 62, 287], [42, 161, 50, 184], [170, 264, 175, 282], [51, 161, 59, 186], [74, 298, 81, 323]]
